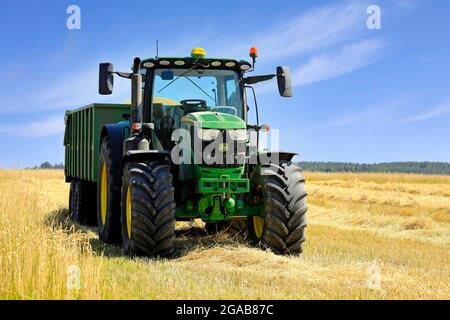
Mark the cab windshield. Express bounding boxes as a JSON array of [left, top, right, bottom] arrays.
[[151, 68, 244, 118]]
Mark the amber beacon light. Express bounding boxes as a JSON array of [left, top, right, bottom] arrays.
[[249, 47, 259, 68]]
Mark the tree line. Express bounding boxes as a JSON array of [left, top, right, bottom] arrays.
[[298, 162, 450, 175], [32, 161, 450, 175], [30, 161, 65, 169]]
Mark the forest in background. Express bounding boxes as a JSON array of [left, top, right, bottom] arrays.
[[29, 161, 450, 175], [298, 162, 450, 175]]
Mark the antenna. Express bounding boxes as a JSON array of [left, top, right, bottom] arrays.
[[156, 40, 159, 58]]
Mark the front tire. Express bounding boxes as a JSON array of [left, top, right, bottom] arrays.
[[97, 136, 122, 244], [248, 161, 308, 255], [121, 160, 176, 257]]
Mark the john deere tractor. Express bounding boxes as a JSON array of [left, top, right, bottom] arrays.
[[64, 47, 307, 257]]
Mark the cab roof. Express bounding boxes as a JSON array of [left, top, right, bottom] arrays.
[[140, 56, 252, 72]]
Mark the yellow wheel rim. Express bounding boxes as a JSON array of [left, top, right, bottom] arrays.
[[100, 163, 107, 225], [253, 216, 265, 238], [126, 186, 132, 238]]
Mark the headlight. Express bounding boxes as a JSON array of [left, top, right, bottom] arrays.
[[198, 128, 221, 141], [228, 129, 247, 141]]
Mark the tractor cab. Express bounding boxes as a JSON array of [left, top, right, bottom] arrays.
[[139, 49, 251, 151]]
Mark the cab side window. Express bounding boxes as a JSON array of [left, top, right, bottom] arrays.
[[225, 77, 238, 106]]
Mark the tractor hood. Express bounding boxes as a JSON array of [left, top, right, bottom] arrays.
[[181, 111, 246, 129]]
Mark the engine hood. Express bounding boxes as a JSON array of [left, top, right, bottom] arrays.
[[181, 111, 246, 129]]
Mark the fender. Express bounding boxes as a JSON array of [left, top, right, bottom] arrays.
[[258, 151, 298, 164], [100, 123, 128, 171]]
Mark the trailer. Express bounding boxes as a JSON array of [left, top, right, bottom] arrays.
[[64, 103, 130, 224]]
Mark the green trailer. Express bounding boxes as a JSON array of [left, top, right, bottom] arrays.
[[64, 47, 308, 258], [64, 103, 130, 182], [64, 103, 131, 225]]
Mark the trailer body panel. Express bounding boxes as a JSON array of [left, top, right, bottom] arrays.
[[64, 103, 130, 182]]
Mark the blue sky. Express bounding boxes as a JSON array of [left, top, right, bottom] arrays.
[[0, 0, 449, 167]]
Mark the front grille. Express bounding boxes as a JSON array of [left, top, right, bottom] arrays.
[[201, 130, 246, 168]]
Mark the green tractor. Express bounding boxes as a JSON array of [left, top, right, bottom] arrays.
[[64, 47, 307, 257]]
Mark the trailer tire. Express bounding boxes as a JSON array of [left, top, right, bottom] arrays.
[[69, 180, 97, 225], [69, 180, 76, 219], [248, 161, 308, 255], [97, 137, 122, 244], [69, 180, 77, 219], [121, 160, 176, 257]]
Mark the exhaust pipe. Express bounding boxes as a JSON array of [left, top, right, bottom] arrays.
[[131, 57, 142, 133], [130, 57, 149, 150]]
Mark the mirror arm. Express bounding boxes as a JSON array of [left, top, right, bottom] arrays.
[[244, 72, 288, 85], [114, 71, 132, 79], [244, 74, 276, 85], [113, 58, 141, 79]]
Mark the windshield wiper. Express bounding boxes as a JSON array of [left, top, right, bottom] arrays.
[[182, 76, 216, 103], [158, 62, 201, 94]]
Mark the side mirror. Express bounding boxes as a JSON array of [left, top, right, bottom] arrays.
[[99, 63, 114, 95], [277, 66, 292, 97]]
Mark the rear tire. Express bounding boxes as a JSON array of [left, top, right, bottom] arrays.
[[248, 161, 308, 255], [121, 160, 176, 257], [97, 136, 122, 244], [69, 180, 96, 225]]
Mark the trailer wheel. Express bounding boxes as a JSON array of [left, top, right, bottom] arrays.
[[69, 180, 76, 219], [248, 161, 308, 255], [97, 137, 122, 244], [121, 160, 176, 257], [69, 180, 97, 225]]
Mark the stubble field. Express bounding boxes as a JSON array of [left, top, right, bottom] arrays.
[[0, 170, 448, 299]]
